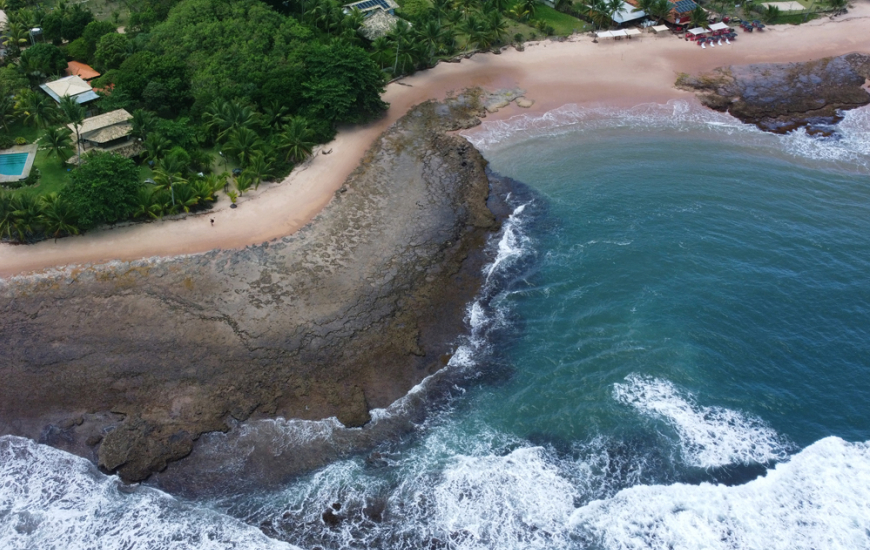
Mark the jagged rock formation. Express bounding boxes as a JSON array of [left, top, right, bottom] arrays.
[[0, 92, 496, 483], [677, 53, 870, 134]]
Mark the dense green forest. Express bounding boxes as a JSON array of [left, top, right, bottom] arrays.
[[0, 0, 590, 242]]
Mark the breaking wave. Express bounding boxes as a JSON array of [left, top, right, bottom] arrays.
[[614, 374, 793, 468], [571, 436, 870, 550], [0, 436, 297, 550]]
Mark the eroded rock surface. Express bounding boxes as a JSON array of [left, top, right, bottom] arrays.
[[0, 92, 496, 483], [678, 53, 870, 134]]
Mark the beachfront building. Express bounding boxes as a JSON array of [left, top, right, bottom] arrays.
[[64, 61, 101, 81], [65, 109, 142, 164], [343, 0, 398, 17], [670, 0, 699, 25], [612, 1, 647, 25], [39, 75, 100, 105], [358, 9, 401, 40]]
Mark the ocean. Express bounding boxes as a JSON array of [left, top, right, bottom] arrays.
[[3, 100, 870, 549]]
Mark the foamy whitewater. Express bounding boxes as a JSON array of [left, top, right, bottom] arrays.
[[4, 101, 870, 549]]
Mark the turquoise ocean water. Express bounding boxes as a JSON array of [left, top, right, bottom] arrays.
[[3, 100, 870, 549]]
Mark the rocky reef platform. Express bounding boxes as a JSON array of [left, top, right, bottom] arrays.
[[0, 91, 499, 484], [678, 53, 870, 135]]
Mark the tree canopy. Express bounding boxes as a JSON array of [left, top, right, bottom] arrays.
[[20, 44, 68, 78], [63, 152, 141, 228]]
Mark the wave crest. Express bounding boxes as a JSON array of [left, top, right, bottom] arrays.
[[613, 374, 792, 468]]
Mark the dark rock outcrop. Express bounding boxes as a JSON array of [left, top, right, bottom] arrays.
[[678, 53, 870, 135], [0, 92, 497, 483]]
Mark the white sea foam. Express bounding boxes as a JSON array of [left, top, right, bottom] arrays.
[[613, 374, 792, 468], [570, 436, 870, 550], [430, 446, 577, 550], [486, 203, 529, 280], [0, 436, 298, 550], [462, 101, 870, 173], [229, 418, 870, 550], [462, 100, 752, 151]]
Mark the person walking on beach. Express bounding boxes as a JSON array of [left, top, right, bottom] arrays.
[[210, 218, 214, 226]]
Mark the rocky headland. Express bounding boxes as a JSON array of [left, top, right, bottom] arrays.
[[0, 91, 500, 483], [678, 53, 870, 135]]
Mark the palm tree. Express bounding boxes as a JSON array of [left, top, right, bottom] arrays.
[[152, 168, 187, 209], [519, 0, 538, 17], [3, 23, 29, 58], [58, 95, 86, 161], [223, 127, 263, 167], [143, 134, 171, 164], [203, 172, 229, 197], [0, 96, 17, 133], [689, 5, 707, 27], [39, 193, 80, 240], [203, 100, 258, 143], [418, 20, 449, 61], [131, 109, 156, 140], [554, 0, 573, 12], [244, 152, 274, 190], [455, 0, 476, 19], [259, 101, 289, 132], [42, 126, 74, 163], [649, 0, 673, 23], [276, 117, 315, 163], [485, 11, 509, 44], [16, 90, 58, 129], [191, 177, 220, 204], [342, 7, 365, 33], [388, 19, 414, 74], [10, 193, 41, 243], [461, 14, 486, 51], [371, 36, 394, 70], [171, 182, 199, 213], [486, 0, 511, 12], [431, 0, 452, 24], [133, 187, 163, 219], [583, 0, 610, 29], [508, 4, 531, 20], [159, 154, 188, 176], [604, 0, 623, 24], [633, 0, 656, 16], [0, 192, 15, 240], [233, 173, 255, 196], [762, 4, 780, 22]]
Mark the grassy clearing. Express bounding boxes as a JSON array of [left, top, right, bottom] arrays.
[[505, 20, 541, 41], [533, 5, 589, 35], [774, 12, 818, 23]]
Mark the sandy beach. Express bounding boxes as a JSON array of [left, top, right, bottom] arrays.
[[2, 4, 869, 278]]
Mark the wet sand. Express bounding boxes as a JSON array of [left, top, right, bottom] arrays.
[[2, 4, 869, 278]]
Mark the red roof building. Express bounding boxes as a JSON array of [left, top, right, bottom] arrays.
[[65, 61, 101, 81]]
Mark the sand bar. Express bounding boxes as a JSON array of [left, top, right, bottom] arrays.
[[2, 5, 869, 278]]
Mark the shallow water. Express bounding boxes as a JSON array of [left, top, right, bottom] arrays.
[[3, 101, 870, 549]]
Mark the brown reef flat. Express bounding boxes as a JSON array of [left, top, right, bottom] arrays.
[[0, 92, 497, 483]]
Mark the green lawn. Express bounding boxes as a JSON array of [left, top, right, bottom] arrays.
[[532, 5, 589, 35], [31, 149, 72, 196]]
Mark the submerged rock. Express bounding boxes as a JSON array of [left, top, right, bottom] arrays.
[[677, 53, 870, 134], [0, 91, 497, 483]]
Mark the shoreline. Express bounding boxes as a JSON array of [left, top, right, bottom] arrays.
[[2, 5, 870, 278]]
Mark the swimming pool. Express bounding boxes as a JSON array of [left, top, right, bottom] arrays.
[[0, 153, 30, 176]]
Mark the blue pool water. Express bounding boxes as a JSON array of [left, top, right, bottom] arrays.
[[2, 101, 870, 549], [0, 153, 30, 176]]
